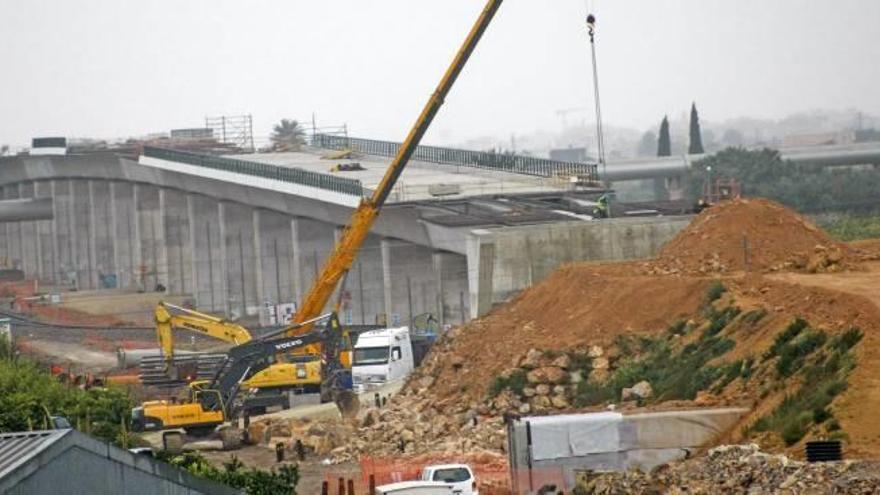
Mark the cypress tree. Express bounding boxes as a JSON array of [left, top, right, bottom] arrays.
[[657, 116, 671, 157], [688, 102, 705, 154]]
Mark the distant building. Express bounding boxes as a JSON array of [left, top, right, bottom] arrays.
[[30, 137, 66, 156], [549, 146, 590, 163], [0, 429, 240, 494], [782, 131, 853, 148], [170, 128, 214, 140]]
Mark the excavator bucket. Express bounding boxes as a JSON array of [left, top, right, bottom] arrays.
[[333, 390, 360, 419]]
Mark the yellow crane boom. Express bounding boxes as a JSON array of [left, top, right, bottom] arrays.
[[289, 0, 504, 335]]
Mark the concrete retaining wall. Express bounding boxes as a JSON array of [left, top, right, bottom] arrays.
[[467, 215, 692, 317]]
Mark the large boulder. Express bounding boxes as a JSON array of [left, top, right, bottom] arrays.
[[621, 380, 653, 401], [520, 348, 543, 369], [527, 366, 568, 384]]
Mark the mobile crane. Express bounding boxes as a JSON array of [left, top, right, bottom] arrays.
[[132, 313, 355, 434], [280, 0, 503, 370]]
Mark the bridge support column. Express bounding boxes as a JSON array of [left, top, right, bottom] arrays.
[[218, 201, 230, 316], [131, 184, 142, 290], [109, 182, 120, 287], [466, 230, 495, 320], [252, 208, 266, 324], [32, 182, 47, 281], [289, 217, 303, 305], [18, 183, 37, 279], [87, 181, 99, 289], [156, 188, 170, 290], [6, 185, 21, 272], [0, 188, 7, 267], [432, 251, 447, 328], [49, 181, 60, 283], [68, 180, 80, 289], [186, 194, 199, 307], [381, 237, 393, 326]]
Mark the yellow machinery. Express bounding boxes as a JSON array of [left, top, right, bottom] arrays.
[[281, 0, 503, 366], [154, 301, 324, 391], [133, 324, 343, 434]]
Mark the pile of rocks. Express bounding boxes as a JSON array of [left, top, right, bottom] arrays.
[[578, 444, 880, 494], [246, 417, 355, 458]]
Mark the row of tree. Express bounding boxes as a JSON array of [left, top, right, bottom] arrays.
[[649, 103, 706, 157]]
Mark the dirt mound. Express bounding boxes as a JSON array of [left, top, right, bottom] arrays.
[[655, 198, 854, 274]]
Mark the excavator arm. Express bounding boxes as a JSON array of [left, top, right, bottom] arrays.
[[287, 0, 504, 335], [155, 301, 253, 370]]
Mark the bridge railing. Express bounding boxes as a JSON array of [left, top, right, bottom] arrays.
[[311, 134, 599, 181], [143, 146, 364, 197]]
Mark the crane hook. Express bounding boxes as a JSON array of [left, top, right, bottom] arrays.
[[586, 14, 596, 42]]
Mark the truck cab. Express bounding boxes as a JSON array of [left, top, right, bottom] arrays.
[[420, 464, 478, 495], [352, 326, 414, 393]]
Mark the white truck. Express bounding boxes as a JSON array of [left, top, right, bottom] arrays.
[[352, 326, 414, 393]]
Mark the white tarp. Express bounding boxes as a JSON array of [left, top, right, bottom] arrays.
[[527, 412, 623, 460]]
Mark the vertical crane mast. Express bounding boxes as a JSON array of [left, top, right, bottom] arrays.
[[288, 0, 504, 334]]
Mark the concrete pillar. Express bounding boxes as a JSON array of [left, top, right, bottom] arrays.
[[32, 182, 45, 280], [289, 217, 303, 305], [109, 182, 120, 286], [381, 237, 394, 325], [466, 230, 496, 319], [49, 181, 60, 282], [87, 181, 99, 289], [432, 251, 446, 327], [131, 184, 142, 290], [186, 194, 199, 306], [68, 180, 79, 288], [19, 183, 39, 279], [218, 201, 230, 316], [252, 209, 265, 321], [157, 188, 169, 289]]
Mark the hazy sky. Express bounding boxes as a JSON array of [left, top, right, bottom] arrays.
[[1, 0, 879, 148]]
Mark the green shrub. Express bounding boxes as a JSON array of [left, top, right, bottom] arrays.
[[158, 452, 299, 495], [705, 307, 741, 336], [765, 318, 809, 359], [0, 357, 134, 447], [489, 369, 528, 397], [780, 411, 814, 446], [829, 328, 863, 353], [705, 280, 726, 306], [776, 329, 827, 377], [742, 309, 768, 326], [667, 320, 688, 336]]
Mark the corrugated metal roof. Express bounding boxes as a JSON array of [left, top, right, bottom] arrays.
[[0, 429, 69, 479]]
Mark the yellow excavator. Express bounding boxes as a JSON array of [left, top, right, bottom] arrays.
[[132, 314, 353, 434], [153, 302, 327, 391]]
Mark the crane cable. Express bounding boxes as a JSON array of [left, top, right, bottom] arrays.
[[586, 13, 607, 184]]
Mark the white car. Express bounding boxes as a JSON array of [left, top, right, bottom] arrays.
[[374, 480, 454, 494], [420, 464, 478, 495]]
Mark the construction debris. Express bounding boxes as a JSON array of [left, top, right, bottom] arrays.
[[577, 444, 880, 494]]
